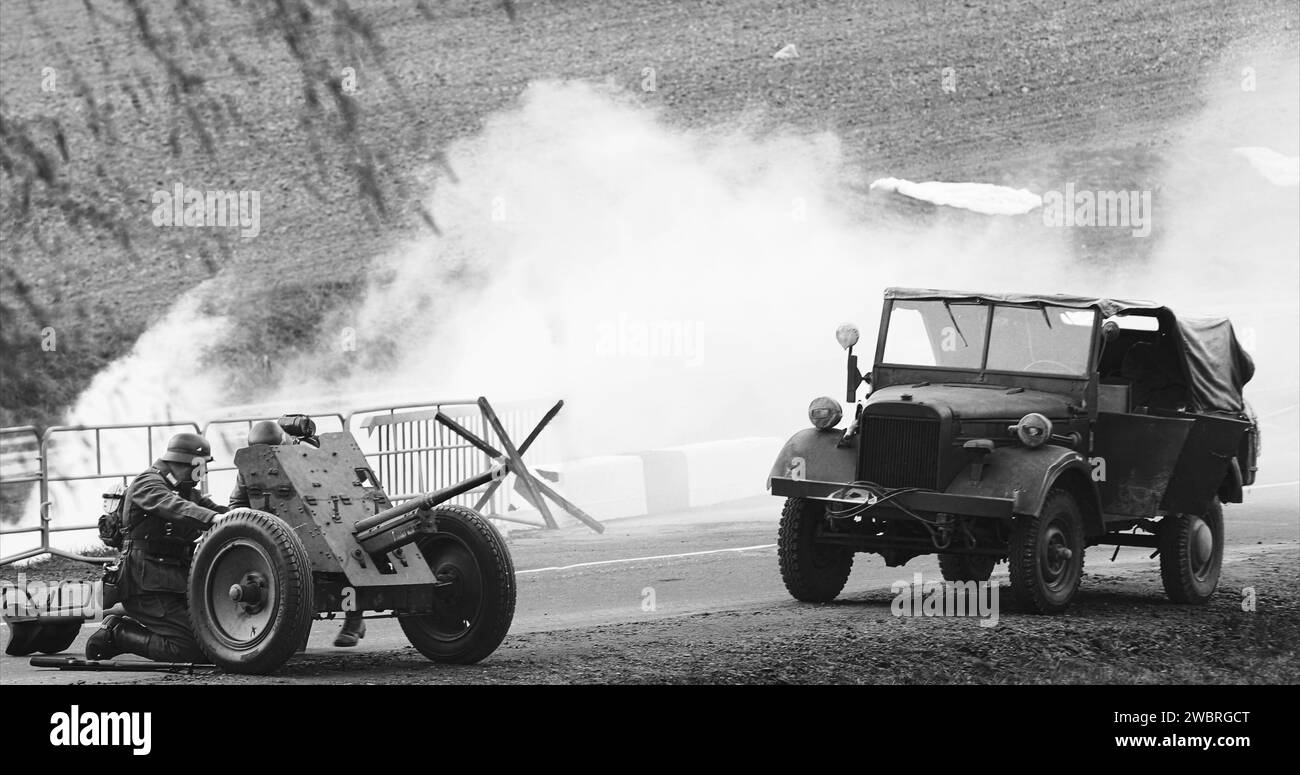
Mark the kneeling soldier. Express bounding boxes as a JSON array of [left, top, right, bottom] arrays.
[[87, 432, 227, 662]]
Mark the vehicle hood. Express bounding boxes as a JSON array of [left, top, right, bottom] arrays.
[[864, 383, 1075, 421]]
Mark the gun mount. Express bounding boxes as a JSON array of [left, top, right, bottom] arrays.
[[179, 397, 591, 674]]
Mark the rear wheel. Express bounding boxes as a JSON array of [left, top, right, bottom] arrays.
[[938, 553, 996, 582], [1160, 498, 1224, 604], [188, 509, 314, 674], [778, 498, 853, 602], [1009, 488, 1085, 614], [399, 505, 516, 664]]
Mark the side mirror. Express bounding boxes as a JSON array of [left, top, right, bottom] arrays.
[[847, 359, 872, 402], [835, 323, 860, 350], [838, 322, 868, 402]]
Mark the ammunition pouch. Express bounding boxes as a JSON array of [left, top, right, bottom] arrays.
[[121, 538, 196, 597], [98, 512, 125, 549]]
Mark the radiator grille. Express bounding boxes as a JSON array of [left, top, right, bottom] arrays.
[[859, 413, 941, 489]]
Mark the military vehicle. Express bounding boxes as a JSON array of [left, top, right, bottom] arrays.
[[770, 288, 1259, 613]]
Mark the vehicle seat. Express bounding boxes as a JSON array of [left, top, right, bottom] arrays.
[[1120, 341, 1151, 378], [1122, 341, 1186, 411]]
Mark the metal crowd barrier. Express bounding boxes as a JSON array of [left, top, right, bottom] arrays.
[[0, 399, 560, 566], [346, 400, 555, 526], [0, 421, 200, 566]]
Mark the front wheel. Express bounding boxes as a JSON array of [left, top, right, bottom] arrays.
[[399, 505, 516, 664], [1008, 489, 1085, 614], [778, 498, 853, 602], [188, 508, 314, 674], [1160, 498, 1224, 604]]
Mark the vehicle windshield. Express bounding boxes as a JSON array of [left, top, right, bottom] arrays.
[[882, 300, 1096, 376]]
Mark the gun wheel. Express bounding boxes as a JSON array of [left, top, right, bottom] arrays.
[[189, 508, 314, 674], [399, 505, 516, 664]]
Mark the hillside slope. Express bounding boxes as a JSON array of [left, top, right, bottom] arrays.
[[1, 0, 1296, 426]]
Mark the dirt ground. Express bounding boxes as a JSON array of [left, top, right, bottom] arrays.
[[10, 502, 1292, 686], [154, 545, 1299, 685]]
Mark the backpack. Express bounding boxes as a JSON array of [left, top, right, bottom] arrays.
[[97, 480, 136, 549]]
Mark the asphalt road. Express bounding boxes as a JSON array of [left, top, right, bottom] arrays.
[[4, 393, 1295, 684], [3, 474, 1294, 685]]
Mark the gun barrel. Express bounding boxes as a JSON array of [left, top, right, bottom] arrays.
[[353, 466, 502, 535]]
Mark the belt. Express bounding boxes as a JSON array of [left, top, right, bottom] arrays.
[[123, 538, 195, 558]]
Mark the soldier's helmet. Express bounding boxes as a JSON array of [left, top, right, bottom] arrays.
[[247, 420, 284, 446], [160, 432, 214, 463]]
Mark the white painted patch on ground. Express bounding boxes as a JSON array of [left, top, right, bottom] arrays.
[[870, 177, 1044, 215], [517, 543, 776, 574], [1246, 480, 1299, 490], [1232, 147, 1300, 186]]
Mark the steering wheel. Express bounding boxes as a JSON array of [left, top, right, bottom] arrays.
[[1023, 359, 1074, 375]]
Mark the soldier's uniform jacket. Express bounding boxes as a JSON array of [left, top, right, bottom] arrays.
[[120, 463, 227, 597], [228, 472, 251, 510]]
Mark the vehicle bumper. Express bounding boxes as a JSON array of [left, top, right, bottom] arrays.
[[770, 477, 1016, 519]]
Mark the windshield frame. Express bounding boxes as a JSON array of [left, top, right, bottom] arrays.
[[873, 299, 1101, 382]]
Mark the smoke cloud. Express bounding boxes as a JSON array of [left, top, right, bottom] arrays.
[[271, 80, 1081, 457], [8, 48, 1296, 551]]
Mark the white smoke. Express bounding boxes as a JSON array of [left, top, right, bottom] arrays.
[[63, 290, 231, 427], [270, 81, 1076, 458], [4, 290, 231, 555], [6, 49, 1297, 553]]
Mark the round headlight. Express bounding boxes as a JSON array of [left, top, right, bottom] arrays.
[[809, 397, 843, 430], [1014, 413, 1053, 448]]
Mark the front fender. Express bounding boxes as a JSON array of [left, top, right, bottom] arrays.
[[768, 428, 856, 488], [945, 445, 1103, 535]]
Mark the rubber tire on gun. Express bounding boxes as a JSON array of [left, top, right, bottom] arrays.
[[189, 508, 314, 675], [399, 505, 516, 664]]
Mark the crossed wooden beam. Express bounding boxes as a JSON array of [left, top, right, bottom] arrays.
[[433, 398, 604, 534]]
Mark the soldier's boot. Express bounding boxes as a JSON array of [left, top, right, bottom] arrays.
[[332, 612, 366, 647], [108, 618, 156, 660], [85, 614, 126, 660]]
